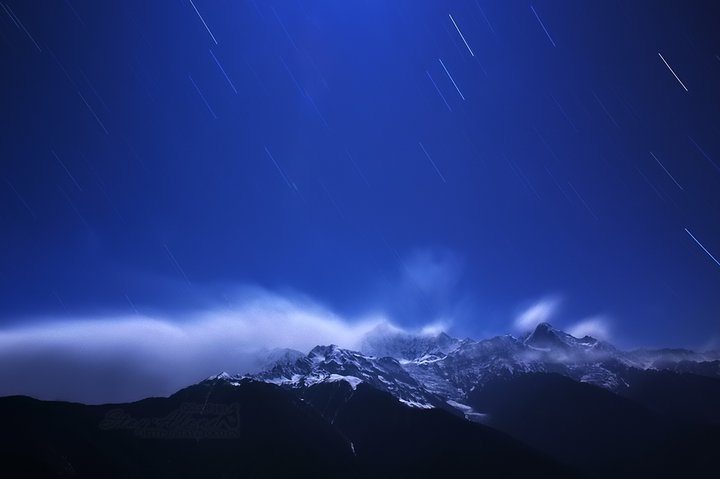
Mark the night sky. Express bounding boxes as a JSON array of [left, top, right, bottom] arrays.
[[2, 0, 720, 372]]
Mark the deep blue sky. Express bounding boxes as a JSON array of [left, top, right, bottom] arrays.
[[1, 0, 719, 348]]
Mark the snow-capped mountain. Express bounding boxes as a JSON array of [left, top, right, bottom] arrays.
[[213, 322, 720, 421], [248, 344, 447, 409]]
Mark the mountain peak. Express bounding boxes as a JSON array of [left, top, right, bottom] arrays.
[[360, 324, 460, 361], [309, 344, 341, 354], [308, 344, 344, 361], [522, 322, 613, 356], [534, 322, 555, 332], [524, 322, 564, 347]]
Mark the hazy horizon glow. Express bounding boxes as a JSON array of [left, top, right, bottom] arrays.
[[0, 288, 397, 403]]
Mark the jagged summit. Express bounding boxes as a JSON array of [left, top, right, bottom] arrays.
[[525, 322, 587, 348], [307, 344, 353, 363], [242, 342, 443, 409]]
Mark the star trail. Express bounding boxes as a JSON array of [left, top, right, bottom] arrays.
[[0, 0, 719, 352]]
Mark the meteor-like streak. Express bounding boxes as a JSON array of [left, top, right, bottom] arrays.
[[658, 52, 688, 92], [685, 228, 720, 268]]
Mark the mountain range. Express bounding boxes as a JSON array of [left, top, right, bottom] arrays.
[[219, 322, 720, 420], [2, 323, 719, 477]]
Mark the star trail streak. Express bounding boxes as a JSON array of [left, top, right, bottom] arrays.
[[163, 243, 193, 288], [658, 52, 689, 92], [567, 182, 598, 221], [438, 58, 465, 100], [425, 70, 452, 111], [650, 152, 683, 190], [209, 49, 237, 94], [591, 91, 620, 129], [76, 90, 109, 134], [685, 228, 720, 268], [3, 179, 35, 219], [264, 146, 293, 190], [688, 136, 720, 172], [0, 2, 42, 52], [475, 3, 496, 35], [418, 142, 447, 183], [188, 0, 218, 45], [449, 14, 474, 57], [188, 74, 218, 119], [62, 0, 84, 26], [272, 6, 298, 51], [530, 5, 556, 47], [51, 150, 82, 192]]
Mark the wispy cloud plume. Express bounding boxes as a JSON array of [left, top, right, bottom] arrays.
[[514, 297, 560, 332], [568, 317, 611, 341]]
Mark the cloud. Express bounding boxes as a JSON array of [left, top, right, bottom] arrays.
[[400, 249, 463, 297], [0, 288, 392, 404], [419, 320, 451, 336], [567, 317, 611, 341], [376, 248, 465, 327], [514, 297, 560, 332]]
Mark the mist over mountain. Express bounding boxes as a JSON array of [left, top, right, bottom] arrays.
[[4, 323, 719, 477]]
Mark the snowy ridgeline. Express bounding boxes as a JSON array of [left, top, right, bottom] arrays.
[[208, 322, 720, 421]]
